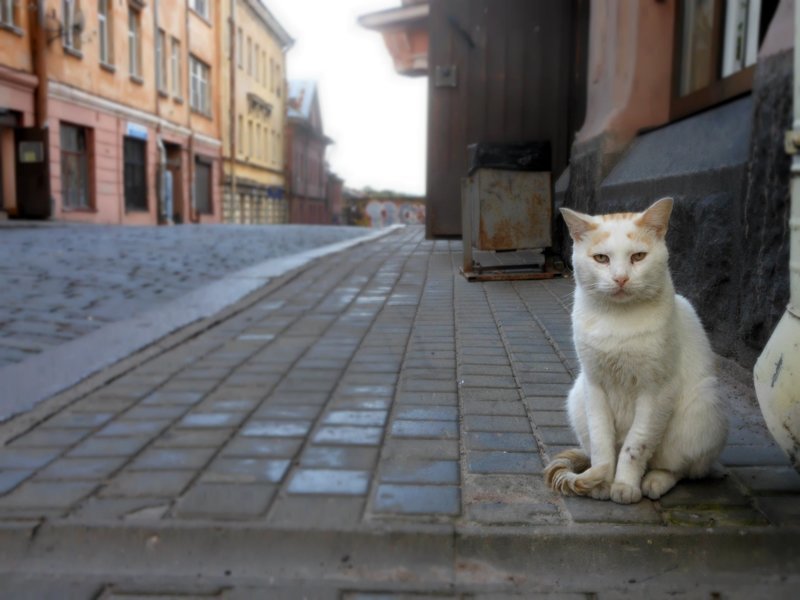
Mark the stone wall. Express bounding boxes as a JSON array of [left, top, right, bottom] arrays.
[[557, 50, 792, 369]]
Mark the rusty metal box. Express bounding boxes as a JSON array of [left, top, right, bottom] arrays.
[[464, 168, 552, 251]]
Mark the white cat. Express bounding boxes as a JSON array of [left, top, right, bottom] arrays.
[[543, 198, 727, 504]]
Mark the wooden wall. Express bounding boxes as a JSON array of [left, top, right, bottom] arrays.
[[426, 0, 587, 237]]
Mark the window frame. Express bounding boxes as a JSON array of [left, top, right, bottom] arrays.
[[98, 0, 113, 65], [60, 122, 92, 211], [189, 0, 209, 21], [670, 0, 760, 121], [156, 29, 168, 94], [0, 0, 17, 28], [189, 55, 211, 116], [128, 6, 142, 79], [123, 136, 148, 212], [171, 37, 182, 99], [62, 0, 81, 52]]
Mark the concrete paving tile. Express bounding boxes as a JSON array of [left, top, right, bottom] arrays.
[[140, 391, 205, 406], [460, 388, 520, 402], [122, 406, 188, 421], [0, 447, 62, 469], [658, 477, 751, 507], [241, 420, 313, 437], [323, 410, 388, 426], [730, 466, 800, 494], [523, 396, 567, 411], [330, 397, 392, 410], [300, 446, 379, 470], [338, 384, 395, 397], [37, 457, 127, 480], [129, 447, 216, 470], [517, 371, 574, 384], [254, 404, 321, 420], [153, 429, 234, 448], [173, 483, 276, 519], [467, 451, 543, 474], [396, 392, 458, 406], [373, 484, 460, 515], [537, 426, 579, 446], [96, 420, 172, 437], [401, 379, 457, 393], [266, 496, 365, 527], [564, 496, 662, 524], [464, 415, 530, 433], [222, 437, 304, 457], [462, 400, 526, 416], [661, 506, 769, 527], [381, 439, 461, 461], [11, 428, 92, 448], [177, 412, 247, 429], [0, 480, 97, 509], [68, 496, 172, 521], [459, 375, 518, 389], [313, 426, 384, 446], [521, 383, 571, 397], [287, 469, 370, 495], [394, 405, 458, 421], [41, 412, 115, 429], [467, 500, 562, 525], [201, 398, 261, 413], [390, 420, 458, 439], [100, 470, 196, 498], [720, 444, 791, 467], [202, 458, 291, 483], [754, 496, 800, 526], [466, 432, 538, 452], [380, 460, 459, 485], [529, 411, 570, 427], [0, 470, 33, 495], [67, 436, 150, 458]]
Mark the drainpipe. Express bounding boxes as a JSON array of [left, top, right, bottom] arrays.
[[185, 4, 198, 223], [31, 0, 48, 129], [153, 0, 170, 225], [753, 3, 800, 471]]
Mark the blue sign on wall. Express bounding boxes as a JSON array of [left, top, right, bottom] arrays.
[[126, 122, 148, 140]]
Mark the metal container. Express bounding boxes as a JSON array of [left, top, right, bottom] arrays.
[[464, 168, 552, 251]]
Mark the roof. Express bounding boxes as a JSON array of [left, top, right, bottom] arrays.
[[251, 0, 294, 49], [287, 80, 316, 120], [358, 2, 429, 30]]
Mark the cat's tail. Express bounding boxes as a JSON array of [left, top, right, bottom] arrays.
[[544, 449, 605, 496]]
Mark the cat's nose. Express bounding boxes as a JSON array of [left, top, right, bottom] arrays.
[[614, 275, 629, 287]]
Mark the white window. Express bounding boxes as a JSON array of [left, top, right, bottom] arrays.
[[171, 37, 182, 98], [237, 27, 243, 69], [190, 56, 211, 114], [128, 7, 141, 77], [255, 44, 260, 83], [189, 0, 209, 20], [247, 37, 252, 76], [98, 0, 112, 64], [156, 29, 167, 92], [0, 0, 16, 26], [248, 120, 253, 157], [721, 0, 761, 78], [63, 0, 81, 51]]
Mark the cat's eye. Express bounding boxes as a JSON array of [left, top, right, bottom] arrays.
[[631, 252, 647, 263], [592, 254, 609, 264]]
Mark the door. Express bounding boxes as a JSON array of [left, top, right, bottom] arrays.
[[15, 127, 51, 219]]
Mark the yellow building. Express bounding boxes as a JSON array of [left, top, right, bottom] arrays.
[[0, 0, 224, 224], [220, 0, 293, 224]]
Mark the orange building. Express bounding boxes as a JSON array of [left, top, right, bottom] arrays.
[[0, 0, 223, 224]]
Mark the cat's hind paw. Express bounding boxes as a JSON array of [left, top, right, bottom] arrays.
[[641, 469, 677, 500], [610, 481, 642, 504]]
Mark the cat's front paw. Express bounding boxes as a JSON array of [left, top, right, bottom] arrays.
[[610, 482, 642, 504], [589, 481, 612, 500]]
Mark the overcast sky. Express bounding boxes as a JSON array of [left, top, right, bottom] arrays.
[[266, 0, 427, 196]]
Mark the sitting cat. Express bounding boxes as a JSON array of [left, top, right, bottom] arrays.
[[543, 198, 727, 504]]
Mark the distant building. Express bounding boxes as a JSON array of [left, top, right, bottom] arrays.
[[220, 0, 293, 225], [344, 189, 426, 228], [326, 172, 344, 224], [0, 1, 224, 224], [285, 80, 334, 224]]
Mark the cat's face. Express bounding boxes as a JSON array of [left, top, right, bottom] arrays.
[[561, 199, 673, 304]]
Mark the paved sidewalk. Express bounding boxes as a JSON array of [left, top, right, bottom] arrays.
[[0, 226, 798, 598]]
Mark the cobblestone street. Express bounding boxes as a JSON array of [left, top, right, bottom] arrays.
[[0, 222, 369, 367], [0, 226, 798, 597]]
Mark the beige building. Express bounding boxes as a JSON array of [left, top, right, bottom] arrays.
[[220, 0, 292, 224]]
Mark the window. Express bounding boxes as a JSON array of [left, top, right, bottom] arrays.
[[237, 27, 243, 69], [255, 44, 260, 83], [124, 136, 147, 211], [238, 114, 244, 155], [128, 7, 141, 78], [156, 29, 167, 93], [98, 0, 112, 64], [255, 124, 261, 159], [189, 0, 209, 20], [247, 37, 252, 76], [672, 0, 778, 119], [190, 55, 211, 115], [262, 51, 267, 86], [264, 127, 270, 163], [1, 0, 17, 27], [63, 0, 81, 51], [269, 58, 274, 92], [171, 37, 182, 98], [194, 158, 212, 214], [60, 124, 90, 210], [248, 120, 253, 157], [276, 65, 282, 97]]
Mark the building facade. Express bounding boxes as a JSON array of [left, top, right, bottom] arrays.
[[0, 0, 223, 224], [220, 0, 292, 225], [286, 80, 334, 224]]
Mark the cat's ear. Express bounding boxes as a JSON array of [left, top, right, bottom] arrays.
[[636, 197, 673, 239], [560, 207, 598, 242]]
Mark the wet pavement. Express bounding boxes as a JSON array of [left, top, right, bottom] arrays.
[[0, 226, 798, 597]]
